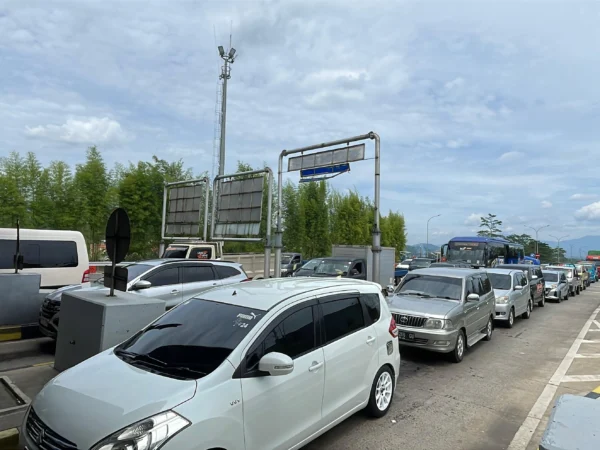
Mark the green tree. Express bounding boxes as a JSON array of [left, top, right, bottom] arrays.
[[381, 211, 406, 253], [477, 213, 503, 238], [281, 181, 305, 253]]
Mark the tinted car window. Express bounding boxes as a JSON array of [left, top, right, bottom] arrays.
[[162, 246, 188, 258], [145, 266, 180, 287], [543, 272, 558, 282], [215, 265, 243, 279], [123, 264, 154, 282], [489, 273, 511, 290], [0, 239, 78, 269], [189, 247, 212, 259], [399, 274, 463, 300], [361, 294, 381, 324], [321, 298, 365, 343], [246, 306, 315, 371], [118, 299, 265, 379], [182, 266, 215, 283], [481, 274, 492, 293]]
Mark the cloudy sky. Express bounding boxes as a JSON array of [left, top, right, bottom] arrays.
[[2, 0, 600, 244]]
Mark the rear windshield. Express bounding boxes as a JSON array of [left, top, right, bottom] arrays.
[[162, 246, 188, 258], [0, 239, 78, 269], [397, 274, 462, 301], [314, 260, 351, 275], [489, 273, 511, 290], [543, 272, 558, 282], [117, 299, 266, 379]]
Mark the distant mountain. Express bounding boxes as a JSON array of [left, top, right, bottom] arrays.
[[405, 243, 440, 257], [541, 235, 600, 259]]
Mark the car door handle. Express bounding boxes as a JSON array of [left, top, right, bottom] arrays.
[[366, 336, 376, 345], [170, 289, 179, 295], [309, 361, 323, 372]]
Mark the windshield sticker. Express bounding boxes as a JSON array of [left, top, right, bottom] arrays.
[[233, 312, 262, 329]]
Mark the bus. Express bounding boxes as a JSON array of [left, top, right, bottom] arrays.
[[440, 236, 524, 268]]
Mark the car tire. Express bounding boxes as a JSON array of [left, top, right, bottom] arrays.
[[450, 330, 466, 363], [538, 291, 545, 307], [523, 300, 532, 319], [557, 292, 562, 303], [483, 316, 493, 341], [571, 288, 575, 297], [507, 308, 515, 328], [576, 287, 580, 295], [365, 366, 395, 418]]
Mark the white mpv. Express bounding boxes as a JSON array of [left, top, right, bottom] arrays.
[[21, 278, 400, 450]]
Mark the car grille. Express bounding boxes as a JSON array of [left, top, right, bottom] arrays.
[[393, 313, 427, 328], [26, 408, 77, 449], [41, 299, 60, 319], [399, 336, 428, 344]]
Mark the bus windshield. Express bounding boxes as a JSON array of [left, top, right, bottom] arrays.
[[447, 241, 484, 264]]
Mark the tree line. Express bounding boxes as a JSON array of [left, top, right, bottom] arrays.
[[0, 148, 406, 261], [477, 213, 568, 262]]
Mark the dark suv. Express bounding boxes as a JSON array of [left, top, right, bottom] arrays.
[[497, 264, 545, 307]]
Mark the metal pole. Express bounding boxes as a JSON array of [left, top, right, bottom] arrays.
[[274, 154, 284, 277], [202, 177, 210, 241], [159, 183, 168, 256], [550, 234, 569, 263], [371, 132, 381, 285], [525, 224, 549, 255], [219, 59, 229, 177], [264, 168, 273, 278], [426, 214, 441, 256]]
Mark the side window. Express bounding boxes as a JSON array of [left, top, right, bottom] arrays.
[[474, 276, 485, 295], [353, 262, 364, 275], [513, 274, 520, 287], [481, 274, 492, 293], [181, 265, 216, 283], [465, 278, 475, 296], [321, 298, 365, 343], [144, 267, 180, 287], [361, 294, 381, 325], [521, 274, 528, 286], [215, 265, 242, 279], [246, 306, 316, 371]]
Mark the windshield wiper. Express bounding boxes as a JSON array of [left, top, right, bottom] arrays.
[[398, 291, 433, 298], [161, 366, 207, 378], [436, 296, 459, 301], [145, 323, 182, 331], [114, 349, 167, 367]]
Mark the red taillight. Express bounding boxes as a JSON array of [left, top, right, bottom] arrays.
[[82, 269, 90, 283], [389, 316, 398, 338]]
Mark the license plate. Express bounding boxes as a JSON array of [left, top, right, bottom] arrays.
[[40, 318, 48, 327], [399, 331, 416, 341]]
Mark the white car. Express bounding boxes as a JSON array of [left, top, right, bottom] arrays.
[[22, 278, 400, 450]]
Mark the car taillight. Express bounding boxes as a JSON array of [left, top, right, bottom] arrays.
[[82, 269, 90, 283], [389, 316, 398, 338]]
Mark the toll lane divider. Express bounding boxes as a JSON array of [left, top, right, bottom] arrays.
[[0, 324, 41, 342]]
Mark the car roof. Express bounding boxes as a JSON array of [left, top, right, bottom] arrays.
[[408, 267, 482, 278], [196, 277, 382, 310], [130, 259, 241, 268], [497, 264, 534, 270], [487, 268, 521, 275], [543, 270, 563, 274]]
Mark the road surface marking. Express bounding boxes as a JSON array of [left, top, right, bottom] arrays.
[[33, 361, 54, 367], [581, 339, 600, 343], [562, 375, 600, 382], [593, 320, 600, 329], [574, 354, 600, 358], [507, 305, 600, 450]]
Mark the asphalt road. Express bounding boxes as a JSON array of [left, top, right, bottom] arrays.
[[306, 284, 600, 450]]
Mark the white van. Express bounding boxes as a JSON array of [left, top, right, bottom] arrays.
[[0, 228, 89, 289]]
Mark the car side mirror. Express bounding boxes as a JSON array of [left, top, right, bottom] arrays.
[[132, 280, 152, 290], [258, 352, 294, 376], [466, 293, 480, 302], [514, 285, 523, 290]]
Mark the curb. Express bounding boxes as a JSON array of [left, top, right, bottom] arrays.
[[0, 324, 41, 343], [0, 428, 18, 450]]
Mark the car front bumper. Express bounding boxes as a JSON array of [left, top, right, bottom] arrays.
[[544, 288, 560, 299], [396, 326, 458, 353], [494, 303, 512, 321]]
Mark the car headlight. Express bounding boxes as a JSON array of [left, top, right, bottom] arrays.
[[91, 411, 189, 450], [423, 318, 453, 330], [496, 295, 509, 304], [551, 284, 557, 289]]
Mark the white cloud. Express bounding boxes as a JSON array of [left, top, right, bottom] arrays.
[[25, 117, 130, 144], [541, 200, 552, 208], [575, 202, 600, 221], [571, 193, 597, 200], [498, 151, 524, 161], [465, 213, 483, 226]]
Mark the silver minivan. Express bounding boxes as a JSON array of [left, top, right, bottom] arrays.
[[487, 268, 532, 328], [388, 268, 495, 363], [542, 270, 570, 302]]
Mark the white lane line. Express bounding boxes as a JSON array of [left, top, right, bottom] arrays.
[[575, 354, 600, 358], [581, 340, 600, 343], [587, 329, 600, 332], [507, 305, 600, 450], [562, 375, 600, 382], [593, 320, 600, 329]]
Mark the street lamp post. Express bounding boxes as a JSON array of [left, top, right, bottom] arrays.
[[217, 45, 236, 177], [426, 214, 441, 258], [525, 224, 549, 255], [550, 234, 569, 263]]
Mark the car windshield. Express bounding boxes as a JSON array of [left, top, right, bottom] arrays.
[[401, 260, 412, 265], [162, 246, 188, 258], [543, 272, 558, 282], [281, 255, 293, 264], [116, 299, 266, 380], [396, 274, 462, 300], [488, 273, 511, 290], [314, 260, 351, 275], [300, 259, 321, 270], [410, 259, 431, 267]]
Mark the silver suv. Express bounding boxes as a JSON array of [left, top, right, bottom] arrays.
[[388, 268, 495, 363], [39, 259, 249, 339]]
